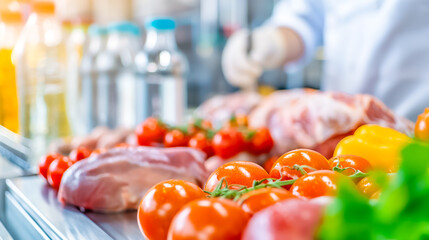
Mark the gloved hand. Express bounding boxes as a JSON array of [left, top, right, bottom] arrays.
[[222, 27, 292, 90]]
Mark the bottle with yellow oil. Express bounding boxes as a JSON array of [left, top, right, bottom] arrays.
[[0, 10, 22, 134], [14, 1, 71, 155]]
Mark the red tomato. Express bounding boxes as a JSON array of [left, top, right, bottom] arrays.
[[69, 147, 92, 164], [212, 128, 246, 159], [240, 188, 295, 215], [269, 149, 330, 184], [204, 161, 269, 192], [164, 129, 188, 147], [415, 108, 429, 141], [328, 155, 372, 176], [136, 117, 167, 146], [263, 156, 278, 173], [188, 132, 214, 157], [38, 153, 62, 180], [138, 180, 205, 240], [47, 156, 72, 190], [249, 127, 274, 155], [167, 198, 249, 240], [290, 170, 343, 199]]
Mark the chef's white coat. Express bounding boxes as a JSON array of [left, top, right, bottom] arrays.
[[269, 0, 429, 121]]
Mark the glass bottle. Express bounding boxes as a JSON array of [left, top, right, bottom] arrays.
[[135, 18, 189, 125], [0, 10, 22, 133], [66, 20, 90, 135], [80, 25, 108, 133], [14, 1, 71, 152], [95, 22, 141, 129]]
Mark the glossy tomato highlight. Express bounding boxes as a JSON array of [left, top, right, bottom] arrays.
[[212, 128, 246, 159], [136, 117, 167, 146], [329, 154, 372, 176], [39, 153, 62, 180], [47, 156, 72, 190], [204, 161, 269, 192], [240, 188, 295, 215], [138, 180, 205, 240], [290, 170, 343, 199], [167, 198, 249, 240], [270, 149, 330, 183]]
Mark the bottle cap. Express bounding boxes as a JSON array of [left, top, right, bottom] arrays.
[[0, 10, 23, 23], [33, 1, 55, 15], [108, 21, 141, 36], [146, 18, 176, 31], [88, 24, 108, 36]]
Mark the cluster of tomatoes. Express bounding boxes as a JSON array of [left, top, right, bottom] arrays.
[[135, 116, 274, 159], [137, 149, 373, 240], [38, 147, 92, 189]]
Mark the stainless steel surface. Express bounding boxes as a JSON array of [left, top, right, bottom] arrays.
[[5, 176, 143, 239], [0, 220, 13, 240]]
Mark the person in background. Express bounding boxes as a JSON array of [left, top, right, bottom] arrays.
[[222, 0, 429, 121]]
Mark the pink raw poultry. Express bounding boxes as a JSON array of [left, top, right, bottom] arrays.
[[58, 147, 208, 213], [248, 89, 413, 158]]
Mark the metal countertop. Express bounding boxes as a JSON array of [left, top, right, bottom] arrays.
[[5, 176, 143, 240]]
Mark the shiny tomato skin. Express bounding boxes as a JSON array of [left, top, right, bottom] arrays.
[[167, 198, 249, 240], [188, 132, 214, 157], [240, 188, 295, 215], [138, 180, 205, 240], [204, 161, 269, 192], [269, 149, 330, 182], [263, 156, 278, 173], [415, 108, 429, 141], [164, 129, 188, 147], [69, 147, 92, 164], [38, 153, 62, 180], [329, 154, 372, 176], [136, 117, 167, 146], [47, 156, 72, 190], [212, 128, 246, 159], [249, 128, 274, 155], [290, 170, 342, 199]]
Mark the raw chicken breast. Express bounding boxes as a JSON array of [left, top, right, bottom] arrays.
[[58, 147, 208, 212], [248, 89, 413, 157]]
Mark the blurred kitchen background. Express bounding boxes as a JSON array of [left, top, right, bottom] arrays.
[[0, 0, 323, 159]]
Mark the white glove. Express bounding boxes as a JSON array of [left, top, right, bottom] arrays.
[[222, 27, 290, 90]]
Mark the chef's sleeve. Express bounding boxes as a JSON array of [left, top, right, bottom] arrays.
[[267, 0, 325, 72]]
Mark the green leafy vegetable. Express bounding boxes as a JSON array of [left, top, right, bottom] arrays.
[[318, 141, 429, 240]]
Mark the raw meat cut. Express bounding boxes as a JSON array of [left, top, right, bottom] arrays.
[[195, 91, 261, 127], [242, 198, 327, 240], [48, 127, 134, 156], [248, 89, 414, 157], [58, 147, 208, 212]]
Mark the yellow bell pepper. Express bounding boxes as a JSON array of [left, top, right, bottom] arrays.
[[334, 124, 411, 172]]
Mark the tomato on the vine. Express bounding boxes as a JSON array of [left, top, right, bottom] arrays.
[[39, 153, 62, 180], [167, 198, 249, 240], [138, 180, 205, 240], [47, 156, 72, 190], [240, 188, 295, 215], [415, 108, 429, 141], [164, 129, 188, 147], [290, 170, 343, 199], [249, 127, 274, 155], [69, 147, 92, 164], [329, 154, 371, 176], [204, 161, 269, 192], [269, 149, 330, 183], [263, 156, 278, 173], [188, 132, 214, 157], [212, 128, 246, 159], [136, 117, 167, 146]]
